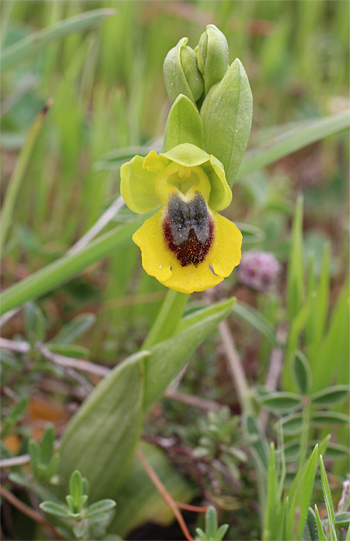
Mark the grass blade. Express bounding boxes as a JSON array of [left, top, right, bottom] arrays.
[[314, 505, 327, 541], [237, 110, 350, 178], [286, 444, 319, 540], [286, 195, 304, 322], [232, 302, 279, 347], [1, 9, 115, 72], [0, 100, 53, 252], [0, 214, 151, 316], [319, 455, 338, 541]]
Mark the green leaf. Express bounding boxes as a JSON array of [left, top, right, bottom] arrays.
[[0, 9, 115, 72], [69, 470, 84, 511], [303, 507, 319, 541], [284, 440, 300, 461], [313, 280, 349, 391], [24, 301, 46, 345], [143, 298, 235, 410], [335, 513, 350, 528], [259, 392, 302, 413], [109, 442, 196, 537], [308, 242, 330, 356], [284, 292, 316, 390], [276, 412, 303, 435], [322, 442, 350, 460], [39, 501, 70, 518], [311, 412, 350, 426], [232, 302, 279, 347], [319, 456, 338, 541], [56, 351, 147, 503], [286, 444, 319, 540], [201, 58, 253, 187], [264, 443, 280, 540], [314, 505, 327, 541], [206, 505, 218, 539], [41, 426, 55, 465], [311, 385, 349, 408], [287, 195, 304, 321], [0, 213, 151, 316], [85, 499, 116, 518], [50, 314, 96, 345], [1, 396, 29, 436], [237, 110, 350, 179], [291, 351, 312, 395], [244, 415, 269, 473], [47, 344, 90, 359], [163, 95, 205, 152], [28, 440, 40, 466], [318, 434, 331, 458]]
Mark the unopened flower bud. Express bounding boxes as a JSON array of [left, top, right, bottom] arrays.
[[197, 24, 229, 95], [238, 251, 281, 291], [164, 38, 204, 105]]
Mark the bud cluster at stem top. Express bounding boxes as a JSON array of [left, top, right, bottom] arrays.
[[162, 24, 253, 189], [164, 25, 229, 107]]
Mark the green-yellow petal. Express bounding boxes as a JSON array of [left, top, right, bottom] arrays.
[[162, 143, 232, 211], [120, 155, 159, 214]]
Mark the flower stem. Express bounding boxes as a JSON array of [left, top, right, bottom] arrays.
[[143, 289, 189, 349]]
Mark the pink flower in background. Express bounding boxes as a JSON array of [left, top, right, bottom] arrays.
[[238, 251, 281, 291]]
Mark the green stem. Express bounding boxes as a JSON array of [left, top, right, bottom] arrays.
[[0, 100, 53, 253], [143, 289, 189, 350]]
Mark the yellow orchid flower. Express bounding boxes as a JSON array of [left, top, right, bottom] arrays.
[[121, 143, 242, 294]]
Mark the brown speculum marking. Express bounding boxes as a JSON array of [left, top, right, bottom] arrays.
[[163, 192, 214, 267]]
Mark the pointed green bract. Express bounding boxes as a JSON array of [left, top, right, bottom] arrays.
[[201, 58, 253, 187], [163, 95, 205, 152], [163, 37, 203, 105], [197, 25, 229, 96]]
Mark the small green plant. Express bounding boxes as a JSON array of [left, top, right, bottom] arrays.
[[40, 470, 116, 540], [193, 407, 248, 481], [195, 505, 229, 541], [28, 426, 60, 485]]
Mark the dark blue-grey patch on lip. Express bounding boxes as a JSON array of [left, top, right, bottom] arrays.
[[163, 192, 214, 267], [167, 192, 210, 246]]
